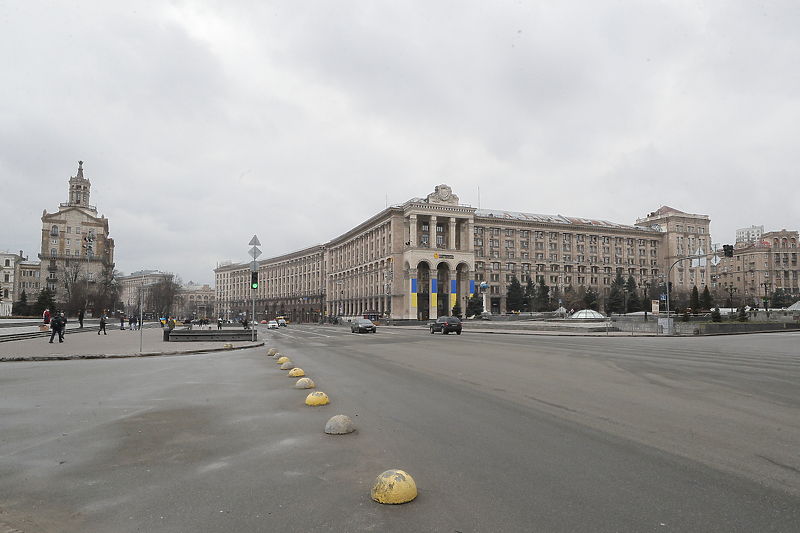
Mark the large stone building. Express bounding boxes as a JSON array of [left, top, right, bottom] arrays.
[[215, 185, 714, 322], [118, 270, 170, 316], [717, 229, 799, 307], [38, 162, 115, 315]]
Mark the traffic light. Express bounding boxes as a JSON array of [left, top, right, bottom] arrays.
[[251, 271, 258, 290], [723, 244, 734, 258]]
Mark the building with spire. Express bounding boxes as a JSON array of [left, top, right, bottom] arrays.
[[39, 161, 115, 315]]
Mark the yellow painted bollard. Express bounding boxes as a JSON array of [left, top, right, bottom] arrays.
[[280, 361, 294, 370], [305, 391, 329, 406], [277, 356, 290, 364], [288, 368, 305, 377], [371, 469, 417, 504], [268, 347, 277, 356]]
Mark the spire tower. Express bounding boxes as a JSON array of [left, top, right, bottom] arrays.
[[68, 160, 92, 209]]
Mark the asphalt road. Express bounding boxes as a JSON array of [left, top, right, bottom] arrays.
[[1, 325, 798, 532]]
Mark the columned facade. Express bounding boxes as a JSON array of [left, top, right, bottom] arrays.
[[215, 185, 709, 321]]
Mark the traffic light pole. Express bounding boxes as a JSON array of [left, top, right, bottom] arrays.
[[664, 245, 725, 334]]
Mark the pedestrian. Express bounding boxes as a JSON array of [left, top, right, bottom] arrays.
[[43, 308, 51, 325], [98, 315, 107, 335], [128, 316, 134, 330], [120, 316, 125, 330], [48, 312, 60, 343], [58, 312, 67, 342], [78, 309, 84, 329], [217, 318, 223, 330]]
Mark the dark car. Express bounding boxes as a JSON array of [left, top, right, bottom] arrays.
[[430, 316, 462, 335], [351, 318, 377, 333]]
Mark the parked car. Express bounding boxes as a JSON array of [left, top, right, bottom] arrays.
[[277, 318, 287, 327], [430, 316, 462, 335], [351, 318, 377, 333], [267, 320, 279, 329]]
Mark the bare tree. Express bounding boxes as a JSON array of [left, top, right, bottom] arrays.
[[146, 274, 183, 318], [59, 260, 84, 314], [93, 267, 121, 317]]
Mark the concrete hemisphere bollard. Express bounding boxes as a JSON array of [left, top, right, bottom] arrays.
[[370, 469, 417, 504], [268, 347, 277, 356], [280, 361, 294, 370], [325, 414, 355, 435], [288, 368, 305, 377], [277, 356, 290, 364], [295, 377, 315, 389], [305, 391, 329, 406], [273, 352, 283, 359]]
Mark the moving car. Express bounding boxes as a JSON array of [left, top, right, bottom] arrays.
[[277, 318, 287, 327], [351, 318, 377, 333], [430, 316, 462, 335], [267, 320, 279, 329]]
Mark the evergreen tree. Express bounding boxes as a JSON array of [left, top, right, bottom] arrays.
[[524, 278, 535, 312], [711, 307, 722, 322], [451, 302, 462, 318], [534, 278, 550, 311], [700, 286, 714, 310], [583, 286, 599, 311], [506, 276, 525, 312], [607, 272, 626, 314], [12, 290, 30, 316], [737, 306, 749, 322], [32, 288, 56, 317], [690, 285, 700, 312], [625, 276, 642, 313], [466, 292, 484, 318]]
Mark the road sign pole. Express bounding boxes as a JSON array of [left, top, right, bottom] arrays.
[[249, 235, 261, 342]]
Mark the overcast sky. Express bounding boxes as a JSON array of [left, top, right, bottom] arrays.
[[3, 1, 798, 287]]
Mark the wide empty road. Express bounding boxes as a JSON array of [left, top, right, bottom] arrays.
[[1, 326, 798, 532]]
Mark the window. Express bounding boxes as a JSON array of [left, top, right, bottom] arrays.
[[50, 225, 59, 236]]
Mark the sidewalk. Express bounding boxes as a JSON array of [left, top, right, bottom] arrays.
[[0, 323, 264, 362]]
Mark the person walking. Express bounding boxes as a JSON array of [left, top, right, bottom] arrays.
[[78, 309, 84, 329], [120, 316, 125, 330], [43, 308, 51, 325], [98, 315, 107, 335], [48, 312, 60, 343], [57, 312, 67, 342], [128, 316, 134, 330]]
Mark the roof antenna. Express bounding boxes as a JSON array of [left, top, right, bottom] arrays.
[[477, 186, 481, 210]]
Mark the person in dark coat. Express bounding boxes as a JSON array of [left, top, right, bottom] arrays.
[[78, 309, 84, 329], [98, 315, 107, 335], [49, 312, 66, 343]]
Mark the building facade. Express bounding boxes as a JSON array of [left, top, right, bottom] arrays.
[[716, 230, 799, 307], [38, 162, 115, 315], [118, 270, 170, 316], [736, 225, 765, 244], [635, 206, 713, 293], [215, 185, 713, 322], [180, 281, 216, 319]]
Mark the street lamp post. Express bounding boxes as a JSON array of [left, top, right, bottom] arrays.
[[83, 233, 94, 316]]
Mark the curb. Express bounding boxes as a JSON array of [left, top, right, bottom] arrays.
[[0, 341, 265, 363]]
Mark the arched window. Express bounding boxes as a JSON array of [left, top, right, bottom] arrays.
[[50, 225, 59, 236], [3, 259, 9, 267]]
